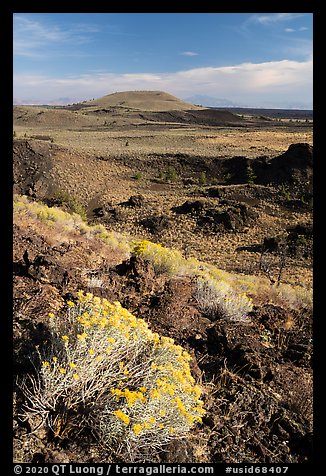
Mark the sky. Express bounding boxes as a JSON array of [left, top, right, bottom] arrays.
[[13, 13, 313, 109]]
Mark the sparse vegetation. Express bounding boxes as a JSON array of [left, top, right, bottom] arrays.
[[224, 172, 232, 183], [198, 171, 207, 185], [132, 239, 312, 313], [194, 275, 253, 322], [133, 172, 142, 181], [246, 163, 257, 184], [279, 184, 293, 201], [160, 166, 178, 182], [132, 240, 185, 275], [13, 194, 130, 255], [52, 190, 88, 221]]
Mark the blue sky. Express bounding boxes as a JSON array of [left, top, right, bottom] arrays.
[[13, 13, 313, 108]]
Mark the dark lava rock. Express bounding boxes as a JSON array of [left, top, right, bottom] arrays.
[[219, 143, 313, 192], [140, 214, 170, 233], [256, 143, 313, 189], [126, 194, 145, 207], [199, 203, 258, 232], [263, 236, 284, 253], [27, 254, 70, 286], [172, 200, 205, 215], [207, 187, 222, 198], [92, 205, 122, 221], [287, 223, 313, 236], [172, 199, 258, 232], [262, 224, 313, 258], [13, 139, 55, 199], [224, 156, 253, 184]]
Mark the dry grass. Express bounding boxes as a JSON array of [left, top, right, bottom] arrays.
[[13, 123, 313, 159], [13, 195, 130, 267]]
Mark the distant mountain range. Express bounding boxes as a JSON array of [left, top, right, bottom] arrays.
[[13, 97, 79, 106], [184, 95, 312, 110], [183, 95, 244, 108]]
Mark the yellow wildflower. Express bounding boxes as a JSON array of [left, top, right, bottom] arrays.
[[150, 388, 160, 399], [59, 368, 66, 374], [77, 332, 88, 341], [72, 373, 80, 381], [69, 362, 77, 369], [111, 388, 123, 398], [113, 409, 130, 425], [133, 424, 143, 436]]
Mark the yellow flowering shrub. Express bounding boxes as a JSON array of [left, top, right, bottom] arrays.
[[13, 194, 130, 254], [20, 291, 205, 462], [132, 240, 253, 322], [132, 240, 186, 275]]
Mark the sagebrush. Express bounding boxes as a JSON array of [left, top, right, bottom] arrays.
[[19, 291, 205, 462]]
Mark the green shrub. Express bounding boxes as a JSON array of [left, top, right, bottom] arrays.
[[160, 166, 178, 182], [20, 292, 205, 462], [246, 164, 257, 184], [198, 171, 207, 186], [279, 184, 292, 201], [52, 190, 88, 221], [133, 172, 142, 180]]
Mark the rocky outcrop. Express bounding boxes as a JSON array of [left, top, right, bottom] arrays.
[[172, 200, 258, 232]]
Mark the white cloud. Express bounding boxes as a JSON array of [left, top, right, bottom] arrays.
[[13, 57, 313, 108], [13, 15, 99, 57], [180, 51, 199, 56], [285, 26, 310, 33], [249, 13, 305, 26]]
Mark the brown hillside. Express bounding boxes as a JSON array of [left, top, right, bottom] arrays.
[[13, 106, 97, 128], [83, 90, 204, 111]]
